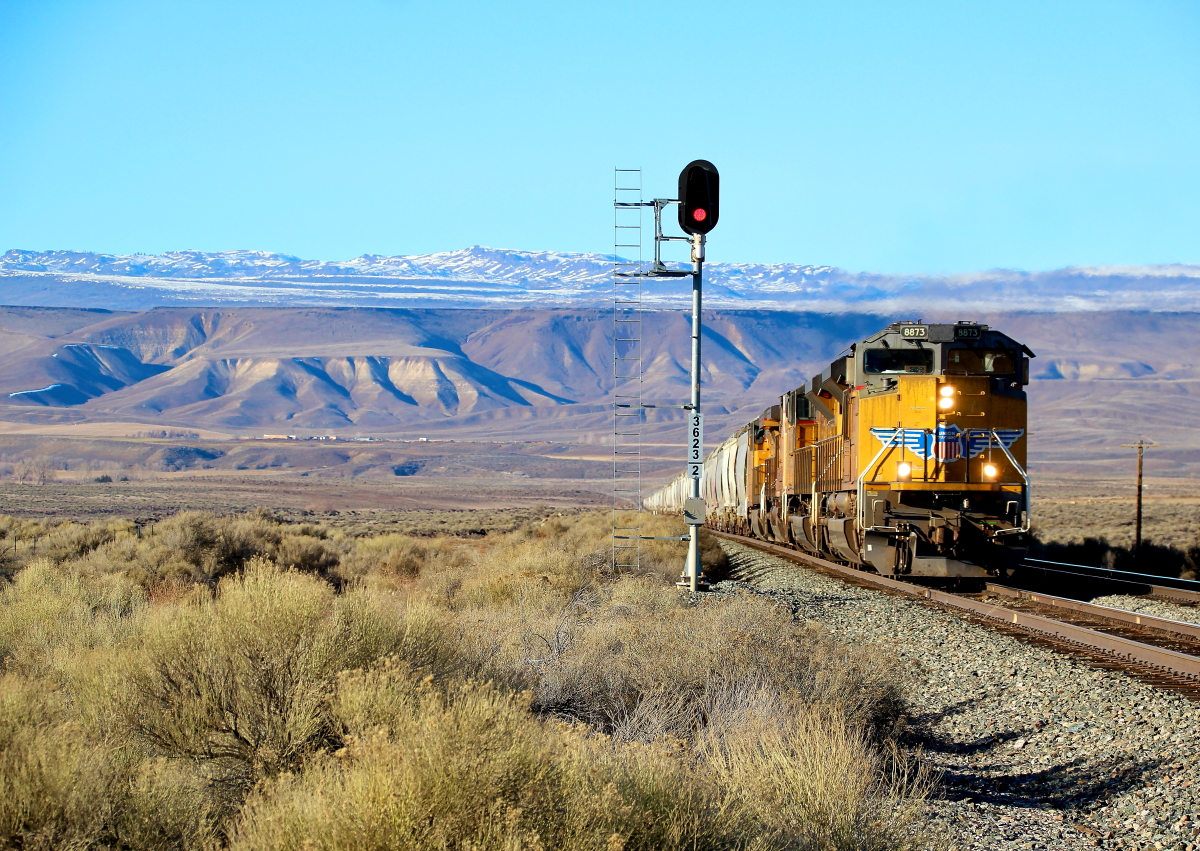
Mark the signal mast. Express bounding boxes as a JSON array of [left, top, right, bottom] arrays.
[[613, 161, 719, 592]]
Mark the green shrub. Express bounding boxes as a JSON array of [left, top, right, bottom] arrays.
[[35, 519, 136, 565], [274, 534, 341, 575]]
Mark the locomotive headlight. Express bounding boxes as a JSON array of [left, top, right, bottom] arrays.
[[939, 385, 955, 397], [983, 463, 998, 478], [897, 462, 912, 480], [938, 396, 954, 410]]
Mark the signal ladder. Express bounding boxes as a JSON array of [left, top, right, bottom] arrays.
[[612, 168, 646, 570]]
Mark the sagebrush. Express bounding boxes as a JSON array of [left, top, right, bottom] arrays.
[[0, 508, 931, 851]]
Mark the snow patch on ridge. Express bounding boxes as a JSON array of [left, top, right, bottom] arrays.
[[3, 246, 1200, 313], [9, 384, 64, 396]]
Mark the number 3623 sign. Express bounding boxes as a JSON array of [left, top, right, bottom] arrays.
[[687, 413, 704, 479]]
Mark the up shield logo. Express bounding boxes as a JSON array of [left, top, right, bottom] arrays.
[[869, 425, 1024, 461]]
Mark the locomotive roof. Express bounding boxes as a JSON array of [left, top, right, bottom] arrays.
[[776, 320, 1036, 417], [726, 321, 1038, 440], [866, 320, 1035, 356]]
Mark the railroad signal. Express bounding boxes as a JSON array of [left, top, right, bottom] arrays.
[[610, 161, 719, 593], [677, 160, 719, 235]]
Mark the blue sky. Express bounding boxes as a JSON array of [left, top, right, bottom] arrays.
[[1, 0, 1198, 273]]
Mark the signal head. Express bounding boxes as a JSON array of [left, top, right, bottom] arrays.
[[678, 160, 719, 235]]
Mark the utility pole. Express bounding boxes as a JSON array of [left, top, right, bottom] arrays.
[[1120, 439, 1157, 554]]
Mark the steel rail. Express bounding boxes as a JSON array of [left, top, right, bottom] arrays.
[[711, 530, 1200, 682], [1022, 558, 1200, 600]]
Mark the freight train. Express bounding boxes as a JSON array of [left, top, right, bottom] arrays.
[[644, 321, 1034, 580]]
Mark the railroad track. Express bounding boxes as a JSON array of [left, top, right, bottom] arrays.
[[711, 530, 1200, 698]]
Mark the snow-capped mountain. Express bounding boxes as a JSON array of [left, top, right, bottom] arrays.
[[2, 246, 1199, 312]]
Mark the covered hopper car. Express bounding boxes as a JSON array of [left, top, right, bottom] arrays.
[[644, 321, 1034, 579]]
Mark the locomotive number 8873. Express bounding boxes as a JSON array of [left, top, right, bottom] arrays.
[[644, 321, 1035, 579]]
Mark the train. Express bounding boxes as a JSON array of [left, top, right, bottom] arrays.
[[644, 320, 1034, 580]]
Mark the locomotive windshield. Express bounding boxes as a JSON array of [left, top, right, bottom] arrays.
[[863, 349, 934, 374], [944, 348, 1015, 375]]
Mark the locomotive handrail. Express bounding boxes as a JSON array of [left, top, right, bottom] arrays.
[[856, 431, 903, 532], [809, 434, 844, 446], [982, 428, 1031, 535], [815, 435, 845, 493]]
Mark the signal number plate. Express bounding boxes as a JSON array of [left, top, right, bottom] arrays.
[[687, 412, 704, 479]]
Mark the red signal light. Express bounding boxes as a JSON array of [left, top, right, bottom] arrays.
[[692, 208, 707, 222]]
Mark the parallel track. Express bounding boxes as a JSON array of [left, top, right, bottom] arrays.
[[1018, 558, 1200, 607], [711, 530, 1200, 698]]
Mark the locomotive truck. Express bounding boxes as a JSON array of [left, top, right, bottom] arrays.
[[644, 320, 1034, 580]]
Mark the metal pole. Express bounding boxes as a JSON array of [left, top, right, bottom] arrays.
[[687, 233, 705, 592]]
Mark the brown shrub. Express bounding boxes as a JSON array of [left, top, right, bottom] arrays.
[[123, 561, 464, 800], [231, 674, 743, 851], [336, 534, 468, 589], [528, 591, 904, 744], [0, 676, 128, 851], [0, 557, 147, 676], [229, 665, 927, 851], [125, 561, 412, 794], [0, 672, 221, 851]]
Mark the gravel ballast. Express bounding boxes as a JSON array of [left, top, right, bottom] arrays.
[[1089, 594, 1200, 627], [715, 539, 1200, 851]]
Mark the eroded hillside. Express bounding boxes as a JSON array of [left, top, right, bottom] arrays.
[[1, 306, 1197, 476]]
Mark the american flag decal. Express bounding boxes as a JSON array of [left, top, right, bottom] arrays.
[[935, 427, 965, 462]]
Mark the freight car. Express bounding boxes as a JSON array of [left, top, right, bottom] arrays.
[[644, 321, 1033, 579]]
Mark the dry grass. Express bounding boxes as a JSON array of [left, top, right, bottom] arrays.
[[0, 508, 934, 851]]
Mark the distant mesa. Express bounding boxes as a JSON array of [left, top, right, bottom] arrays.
[[0, 305, 1197, 480]]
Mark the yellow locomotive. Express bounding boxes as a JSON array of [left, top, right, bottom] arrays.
[[645, 321, 1034, 579]]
